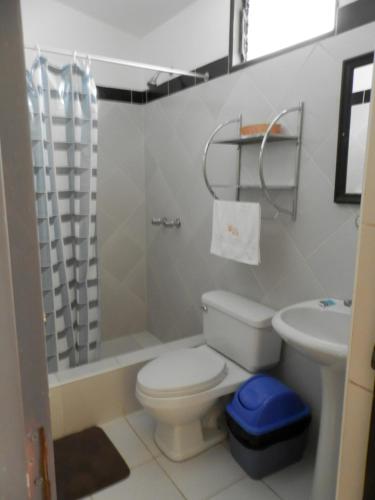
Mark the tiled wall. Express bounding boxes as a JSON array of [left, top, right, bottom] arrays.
[[144, 22, 375, 430], [97, 101, 147, 342], [94, 22, 374, 436]]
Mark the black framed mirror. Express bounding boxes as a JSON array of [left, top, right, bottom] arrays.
[[334, 52, 374, 204]]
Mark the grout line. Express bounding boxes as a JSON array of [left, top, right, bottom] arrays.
[[260, 221, 328, 302], [153, 456, 189, 500], [204, 474, 247, 500], [99, 418, 154, 471], [305, 210, 357, 261], [112, 453, 156, 473], [128, 456, 155, 471], [349, 378, 373, 394], [158, 442, 247, 500], [270, 201, 357, 299], [261, 479, 284, 500], [301, 143, 337, 191], [110, 416, 291, 500], [125, 413, 157, 455]]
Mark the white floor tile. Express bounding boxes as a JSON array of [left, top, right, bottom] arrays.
[[262, 451, 315, 500], [156, 444, 245, 500], [127, 410, 161, 457], [209, 477, 281, 500], [100, 417, 152, 468], [92, 461, 184, 500]]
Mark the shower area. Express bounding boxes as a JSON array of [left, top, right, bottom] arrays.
[[97, 97, 151, 360], [26, 48, 209, 373]]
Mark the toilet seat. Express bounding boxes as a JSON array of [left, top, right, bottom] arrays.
[[137, 348, 227, 398]]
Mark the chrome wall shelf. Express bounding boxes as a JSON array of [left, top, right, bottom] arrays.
[[202, 102, 304, 220], [210, 183, 296, 190], [212, 134, 298, 145]]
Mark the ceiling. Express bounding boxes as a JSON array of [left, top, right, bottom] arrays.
[[56, 0, 198, 37]]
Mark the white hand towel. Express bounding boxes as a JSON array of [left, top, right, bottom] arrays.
[[210, 200, 261, 265]]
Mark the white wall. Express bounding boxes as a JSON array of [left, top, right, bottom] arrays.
[[339, 0, 359, 7], [21, 0, 230, 90], [21, 0, 144, 89], [140, 0, 230, 86], [20, 0, 366, 91]]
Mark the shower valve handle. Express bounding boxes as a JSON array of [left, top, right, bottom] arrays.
[[151, 218, 163, 226], [151, 217, 181, 228], [162, 217, 181, 228]]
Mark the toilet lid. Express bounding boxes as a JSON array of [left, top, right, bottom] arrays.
[[137, 348, 227, 397]]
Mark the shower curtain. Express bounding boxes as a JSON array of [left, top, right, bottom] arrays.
[[27, 56, 100, 373]]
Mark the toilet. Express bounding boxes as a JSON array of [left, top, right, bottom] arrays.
[[136, 290, 281, 461]]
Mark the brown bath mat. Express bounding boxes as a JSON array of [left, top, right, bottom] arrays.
[[54, 426, 130, 499]]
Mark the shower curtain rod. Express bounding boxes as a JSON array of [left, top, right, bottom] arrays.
[[24, 44, 209, 81]]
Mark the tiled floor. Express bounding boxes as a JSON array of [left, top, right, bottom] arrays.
[[84, 410, 314, 500]]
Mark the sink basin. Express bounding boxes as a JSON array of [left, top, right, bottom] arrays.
[[272, 299, 352, 500], [273, 300, 351, 367]]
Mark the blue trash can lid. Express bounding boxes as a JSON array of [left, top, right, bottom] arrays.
[[226, 374, 310, 436]]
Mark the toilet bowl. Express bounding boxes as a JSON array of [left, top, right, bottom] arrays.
[[136, 345, 250, 461], [136, 290, 281, 461]]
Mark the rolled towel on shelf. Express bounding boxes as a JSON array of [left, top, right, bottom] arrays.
[[210, 200, 261, 266]]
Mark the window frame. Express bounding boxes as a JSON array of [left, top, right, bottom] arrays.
[[334, 51, 374, 204], [229, 0, 339, 73]]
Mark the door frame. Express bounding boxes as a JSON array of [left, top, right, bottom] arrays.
[[0, 0, 56, 498]]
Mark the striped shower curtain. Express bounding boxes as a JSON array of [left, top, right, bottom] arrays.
[[27, 57, 100, 373]]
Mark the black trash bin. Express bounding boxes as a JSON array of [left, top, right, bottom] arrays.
[[226, 374, 311, 479]]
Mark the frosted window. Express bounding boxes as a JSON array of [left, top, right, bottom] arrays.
[[346, 102, 371, 194], [352, 64, 373, 93], [243, 0, 337, 62]]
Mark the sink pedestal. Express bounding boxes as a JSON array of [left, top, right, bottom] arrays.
[[272, 300, 351, 500], [311, 365, 345, 500]]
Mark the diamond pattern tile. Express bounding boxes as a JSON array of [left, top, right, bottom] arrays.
[[143, 34, 359, 342], [96, 27, 372, 425], [98, 102, 147, 341], [141, 28, 370, 419]]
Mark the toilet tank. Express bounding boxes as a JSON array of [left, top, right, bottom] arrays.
[[201, 290, 281, 372]]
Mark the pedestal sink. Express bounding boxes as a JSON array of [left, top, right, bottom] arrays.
[[272, 300, 351, 500]]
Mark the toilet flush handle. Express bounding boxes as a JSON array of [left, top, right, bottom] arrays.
[[201, 305, 208, 312]]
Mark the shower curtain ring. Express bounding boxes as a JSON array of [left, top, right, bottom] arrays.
[[73, 50, 77, 65], [36, 44, 41, 58]]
